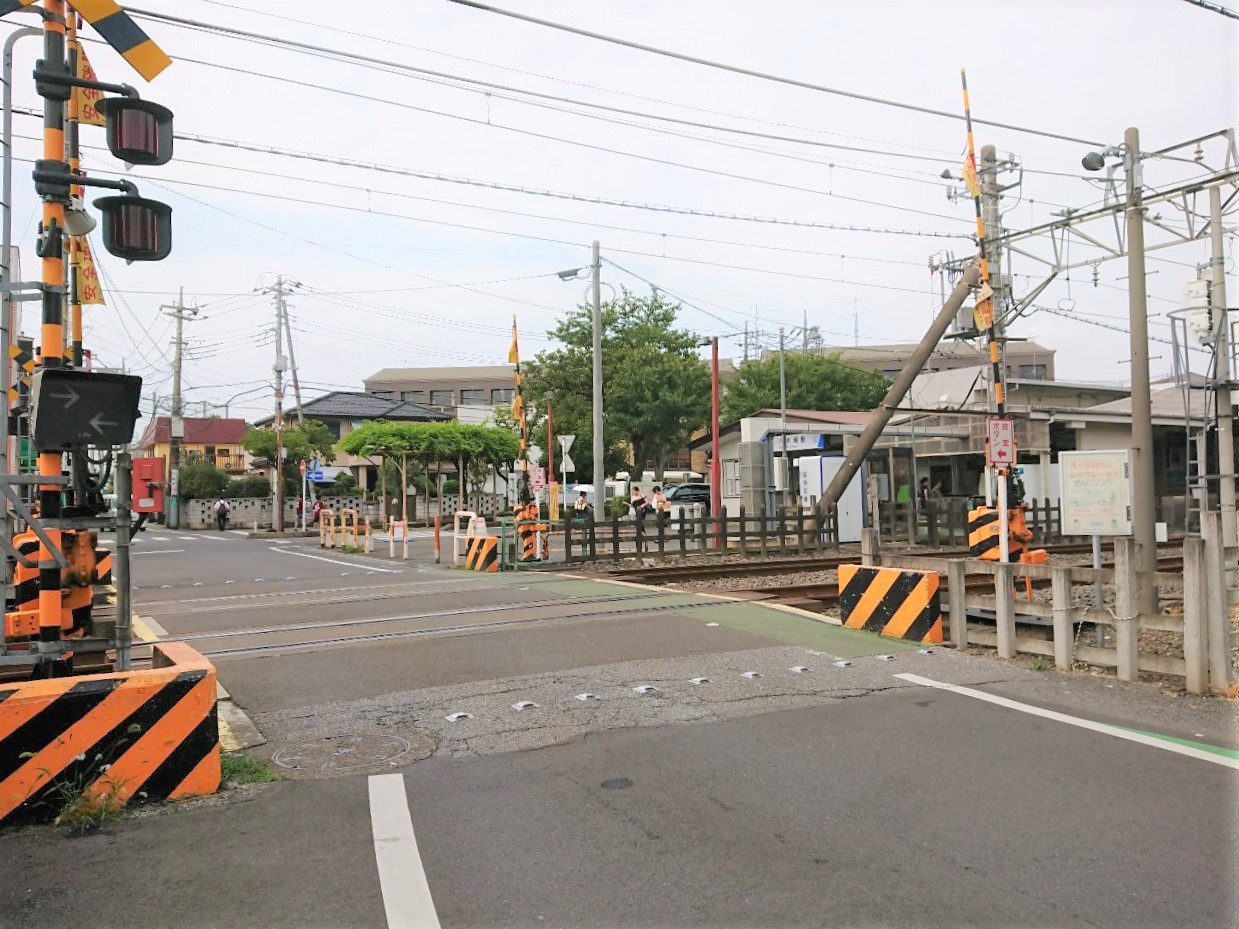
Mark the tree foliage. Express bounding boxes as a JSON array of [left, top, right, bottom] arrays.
[[523, 288, 709, 479], [722, 352, 889, 423], [242, 419, 336, 469], [179, 460, 228, 500]]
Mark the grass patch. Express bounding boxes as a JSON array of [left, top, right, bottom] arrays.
[[340, 544, 364, 554], [220, 753, 285, 787], [53, 781, 128, 834]]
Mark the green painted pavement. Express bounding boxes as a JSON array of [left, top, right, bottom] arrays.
[[1119, 727, 1239, 760]]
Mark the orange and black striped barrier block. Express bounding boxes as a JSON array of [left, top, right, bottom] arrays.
[[0, 641, 220, 828], [838, 565, 943, 644], [465, 535, 498, 572]]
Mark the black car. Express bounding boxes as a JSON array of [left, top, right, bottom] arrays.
[[666, 482, 711, 513]]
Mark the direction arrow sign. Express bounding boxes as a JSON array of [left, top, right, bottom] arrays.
[[306, 469, 325, 482], [30, 368, 141, 450], [558, 434, 575, 452]]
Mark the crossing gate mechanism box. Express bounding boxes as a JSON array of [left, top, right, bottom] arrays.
[[838, 565, 943, 644]]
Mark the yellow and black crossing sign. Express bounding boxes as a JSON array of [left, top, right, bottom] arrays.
[[464, 535, 498, 572], [838, 565, 943, 644], [968, 505, 1027, 561], [0, 0, 170, 81]]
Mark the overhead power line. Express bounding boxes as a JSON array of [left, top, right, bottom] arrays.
[[14, 115, 967, 240], [1177, 0, 1239, 18], [190, 0, 956, 160], [440, 0, 1107, 147], [127, 7, 959, 166]]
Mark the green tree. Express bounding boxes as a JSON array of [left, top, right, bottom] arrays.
[[722, 352, 889, 423], [179, 460, 228, 500], [242, 419, 337, 471], [523, 288, 709, 480]]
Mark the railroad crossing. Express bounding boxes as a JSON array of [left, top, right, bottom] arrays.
[[3, 530, 1236, 928]]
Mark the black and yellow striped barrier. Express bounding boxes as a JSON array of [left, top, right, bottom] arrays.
[[968, 506, 1028, 561], [0, 641, 219, 827], [838, 565, 943, 644], [464, 535, 498, 572]]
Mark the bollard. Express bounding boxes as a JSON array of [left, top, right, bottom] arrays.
[[994, 563, 1016, 659], [1113, 537, 1139, 682], [947, 559, 968, 649], [434, 515, 441, 564], [1051, 566, 1073, 671], [1182, 536, 1208, 695]]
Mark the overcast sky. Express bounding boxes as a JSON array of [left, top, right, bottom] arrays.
[[6, 0, 1238, 424]]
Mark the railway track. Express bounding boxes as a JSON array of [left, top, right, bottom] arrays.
[[604, 541, 1175, 585]]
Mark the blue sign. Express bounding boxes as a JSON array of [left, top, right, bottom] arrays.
[[306, 469, 325, 482]]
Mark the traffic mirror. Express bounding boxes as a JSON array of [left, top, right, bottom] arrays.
[[95, 97, 174, 166], [93, 195, 172, 262]]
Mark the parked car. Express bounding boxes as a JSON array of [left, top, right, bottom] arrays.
[[666, 482, 711, 514]]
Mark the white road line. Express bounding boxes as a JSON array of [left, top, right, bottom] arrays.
[[227, 530, 249, 536], [268, 547, 403, 573], [131, 549, 186, 556], [195, 534, 233, 542], [894, 673, 1239, 771], [368, 773, 442, 929]]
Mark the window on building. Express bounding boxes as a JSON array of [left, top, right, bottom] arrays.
[[205, 446, 216, 457], [723, 459, 741, 497], [460, 389, 487, 406], [491, 388, 515, 405], [371, 390, 396, 400], [1018, 363, 1048, 380], [400, 390, 425, 403], [429, 390, 453, 407]]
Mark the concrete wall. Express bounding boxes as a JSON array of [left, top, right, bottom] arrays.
[[184, 496, 367, 530]]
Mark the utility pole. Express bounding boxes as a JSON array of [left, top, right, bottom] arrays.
[[1209, 185, 1237, 546], [280, 290, 304, 424], [163, 287, 196, 530], [778, 326, 787, 510], [270, 276, 289, 535], [710, 336, 721, 529], [1124, 127, 1158, 612], [591, 240, 604, 511], [743, 322, 749, 363], [802, 310, 809, 351]]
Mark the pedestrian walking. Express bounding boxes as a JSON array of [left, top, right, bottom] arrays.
[[312, 498, 323, 525], [651, 485, 669, 527], [214, 497, 230, 531], [295, 496, 304, 525]]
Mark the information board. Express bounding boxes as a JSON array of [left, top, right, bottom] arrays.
[[1059, 450, 1132, 536], [986, 417, 1016, 467]]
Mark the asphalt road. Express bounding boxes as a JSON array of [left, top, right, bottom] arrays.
[[2, 528, 1236, 929]]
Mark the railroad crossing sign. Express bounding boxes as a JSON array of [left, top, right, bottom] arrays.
[[29, 368, 141, 449], [0, 0, 172, 81]]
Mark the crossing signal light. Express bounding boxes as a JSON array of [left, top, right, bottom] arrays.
[[93, 195, 172, 262], [95, 97, 173, 166]]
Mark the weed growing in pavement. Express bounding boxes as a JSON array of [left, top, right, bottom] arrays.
[[340, 544, 363, 554], [25, 724, 146, 833], [220, 752, 285, 787], [1032, 660, 1050, 671]]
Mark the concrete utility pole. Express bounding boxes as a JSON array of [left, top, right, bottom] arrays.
[[778, 326, 787, 508], [820, 264, 981, 513], [591, 240, 604, 511], [271, 276, 288, 535], [280, 289, 304, 425], [163, 287, 196, 530], [1209, 185, 1237, 546], [1124, 127, 1158, 612], [980, 144, 1007, 516]]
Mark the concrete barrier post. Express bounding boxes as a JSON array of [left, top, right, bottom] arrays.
[[1182, 536, 1209, 695], [861, 528, 880, 567], [1113, 537, 1140, 682], [1051, 565, 1073, 671], [994, 563, 1016, 658], [947, 558, 968, 649], [1200, 511, 1234, 691]]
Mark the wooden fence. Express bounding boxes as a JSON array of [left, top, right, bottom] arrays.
[[875, 497, 1080, 547]]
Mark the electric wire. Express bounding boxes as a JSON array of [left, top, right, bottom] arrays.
[[438, 0, 1107, 147]]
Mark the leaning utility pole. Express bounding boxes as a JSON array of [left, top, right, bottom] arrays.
[[163, 287, 195, 530], [280, 290, 304, 425], [1209, 185, 1237, 547], [1124, 127, 1158, 612]]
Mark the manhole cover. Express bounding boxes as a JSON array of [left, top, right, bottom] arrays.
[[272, 733, 434, 775]]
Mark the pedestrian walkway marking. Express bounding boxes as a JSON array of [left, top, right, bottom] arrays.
[[196, 534, 232, 542], [131, 614, 168, 642], [894, 674, 1239, 771], [268, 547, 403, 573], [369, 773, 442, 929]]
